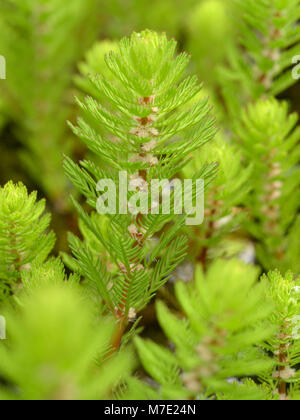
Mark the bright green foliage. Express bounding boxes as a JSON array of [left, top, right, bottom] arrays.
[[135, 266, 300, 400], [0, 182, 55, 301], [62, 214, 120, 319], [76, 41, 119, 101], [118, 377, 160, 400], [0, 284, 134, 400], [227, 270, 300, 401], [182, 135, 252, 266], [135, 259, 275, 400], [220, 0, 300, 114], [64, 30, 217, 346], [257, 270, 300, 400], [75, 41, 119, 149], [234, 98, 300, 273], [0, 0, 99, 208], [62, 214, 112, 273], [21, 257, 79, 293]]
